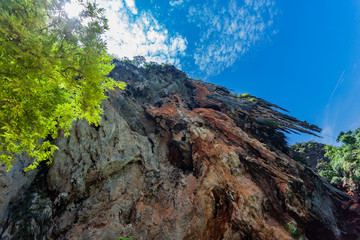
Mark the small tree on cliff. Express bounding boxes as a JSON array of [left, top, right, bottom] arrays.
[[0, 0, 125, 171]]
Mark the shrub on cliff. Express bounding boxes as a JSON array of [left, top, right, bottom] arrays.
[[231, 92, 258, 103], [318, 128, 360, 194], [0, 0, 125, 171]]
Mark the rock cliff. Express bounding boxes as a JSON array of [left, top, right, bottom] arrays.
[[1, 61, 359, 239], [290, 142, 330, 172]]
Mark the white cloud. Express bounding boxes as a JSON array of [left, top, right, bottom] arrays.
[[187, 0, 277, 77], [65, 0, 187, 67], [64, 0, 276, 75], [64, 1, 84, 18], [102, 0, 187, 66], [124, 0, 138, 15], [169, 0, 184, 7]]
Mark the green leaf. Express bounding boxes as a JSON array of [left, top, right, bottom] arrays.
[[0, 0, 126, 171]]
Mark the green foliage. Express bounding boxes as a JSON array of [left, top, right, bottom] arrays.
[[133, 56, 146, 67], [118, 234, 136, 240], [316, 161, 339, 181], [161, 63, 172, 68], [0, 0, 125, 171], [232, 92, 258, 103], [291, 143, 308, 153], [285, 222, 302, 239], [143, 61, 158, 68], [290, 142, 314, 165], [115, 55, 176, 71], [318, 128, 360, 191], [119, 57, 133, 65], [292, 154, 309, 166], [238, 93, 250, 98], [117, 56, 166, 69], [290, 141, 330, 171]]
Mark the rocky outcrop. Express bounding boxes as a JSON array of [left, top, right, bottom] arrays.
[[290, 142, 330, 172], [1, 61, 359, 239], [0, 155, 39, 236]]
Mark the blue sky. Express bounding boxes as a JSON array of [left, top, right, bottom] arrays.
[[67, 0, 360, 145]]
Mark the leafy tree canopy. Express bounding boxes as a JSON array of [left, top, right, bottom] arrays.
[[318, 128, 360, 194], [0, 0, 125, 171]]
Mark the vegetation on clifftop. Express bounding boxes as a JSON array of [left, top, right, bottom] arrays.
[[292, 128, 360, 195], [319, 128, 360, 194], [290, 142, 329, 170], [231, 92, 258, 103]]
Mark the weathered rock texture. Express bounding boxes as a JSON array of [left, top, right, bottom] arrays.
[[290, 142, 330, 172], [1, 61, 359, 239]]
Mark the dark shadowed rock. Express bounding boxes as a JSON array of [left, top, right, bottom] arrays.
[[290, 142, 330, 172]]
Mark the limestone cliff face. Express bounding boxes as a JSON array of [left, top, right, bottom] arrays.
[[290, 142, 330, 172], [1, 61, 359, 240]]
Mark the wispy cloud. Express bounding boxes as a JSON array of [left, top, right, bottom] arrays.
[[319, 69, 360, 146], [169, 0, 184, 7], [65, 0, 276, 75], [321, 125, 338, 146], [321, 71, 346, 143], [320, 103, 340, 146], [331, 70, 345, 98], [187, 0, 277, 77]]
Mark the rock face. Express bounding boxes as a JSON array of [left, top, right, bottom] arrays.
[[1, 61, 359, 239], [290, 142, 330, 172]]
